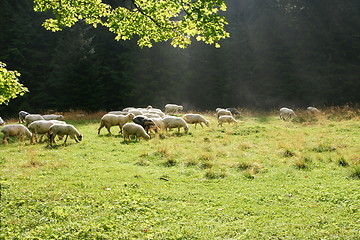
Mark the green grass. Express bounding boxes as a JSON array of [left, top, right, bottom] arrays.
[[1, 109, 359, 239]]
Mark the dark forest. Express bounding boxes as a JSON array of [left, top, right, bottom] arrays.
[[1, 0, 359, 116]]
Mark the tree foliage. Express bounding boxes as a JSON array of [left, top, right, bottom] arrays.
[[0, 62, 28, 105], [33, 0, 230, 48]]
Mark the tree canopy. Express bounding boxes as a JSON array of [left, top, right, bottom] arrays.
[[33, 0, 229, 48], [0, 62, 28, 105]]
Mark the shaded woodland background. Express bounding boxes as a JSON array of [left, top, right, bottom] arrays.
[[1, 0, 359, 117]]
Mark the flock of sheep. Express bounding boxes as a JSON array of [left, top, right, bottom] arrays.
[[0, 104, 320, 144]]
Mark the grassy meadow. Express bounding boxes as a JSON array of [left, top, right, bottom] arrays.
[[1, 107, 360, 239]]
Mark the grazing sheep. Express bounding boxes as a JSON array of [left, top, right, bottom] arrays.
[[122, 123, 150, 142], [0, 117, 4, 125], [216, 109, 232, 119], [226, 108, 240, 115], [165, 104, 183, 114], [280, 108, 297, 121], [49, 124, 82, 145], [1, 124, 32, 144], [218, 115, 238, 126], [183, 114, 210, 129], [307, 107, 320, 113], [25, 114, 44, 126], [28, 120, 66, 143], [42, 114, 64, 121], [133, 116, 158, 134], [18, 111, 30, 123], [163, 116, 189, 133], [98, 113, 135, 134]]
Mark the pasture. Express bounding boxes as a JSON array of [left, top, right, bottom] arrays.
[[1, 108, 359, 239]]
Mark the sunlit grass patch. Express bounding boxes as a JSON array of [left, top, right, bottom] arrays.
[[1, 107, 360, 239]]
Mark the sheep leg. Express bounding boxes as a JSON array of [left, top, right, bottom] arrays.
[[105, 127, 111, 134], [64, 135, 69, 144], [98, 122, 104, 134]]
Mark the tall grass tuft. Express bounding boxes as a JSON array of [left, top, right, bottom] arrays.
[[294, 157, 312, 170], [349, 166, 360, 179], [337, 156, 349, 167]]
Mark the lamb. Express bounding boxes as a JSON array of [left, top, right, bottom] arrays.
[[162, 116, 189, 133], [98, 113, 135, 134], [133, 116, 158, 134], [25, 114, 44, 126], [307, 107, 320, 113], [216, 109, 232, 119], [0, 117, 4, 125], [18, 111, 30, 123], [182, 114, 210, 129], [218, 115, 238, 126], [279, 108, 297, 121], [42, 114, 64, 121], [122, 123, 150, 142], [28, 120, 66, 143], [1, 124, 32, 144], [49, 124, 82, 145], [165, 104, 183, 114]]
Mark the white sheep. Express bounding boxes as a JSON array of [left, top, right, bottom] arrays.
[[25, 114, 44, 126], [307, 107, 320, 113], [1, 124, 32, 144], [49, 124, 82, 145], [122, 123, 150, 142], [182, 114, 210, 129], [42, 114, 64, 121], [280, 108, 297, 121], [0, 117, 4, 125], [165, 104, 183, 114], [218, 115, 238, 126], [28, 120, 66, 143], [98, 113, 135, 134], [163, 116, 189, 133], [18, 111, 30, 123], [216, 109, 232, 119]]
